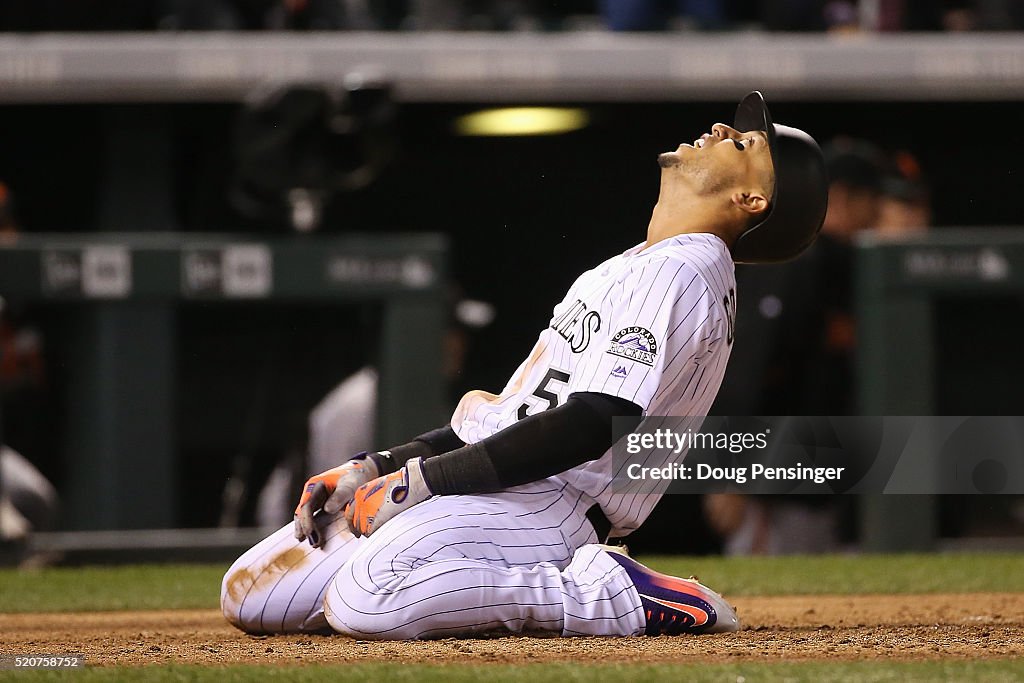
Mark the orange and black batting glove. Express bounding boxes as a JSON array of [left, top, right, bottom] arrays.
[[346, 457, 433, 537], [293, 453, 379, 548]]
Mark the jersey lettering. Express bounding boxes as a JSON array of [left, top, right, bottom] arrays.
[[550, 299, 601, 353], [723, 287, 736, 345]]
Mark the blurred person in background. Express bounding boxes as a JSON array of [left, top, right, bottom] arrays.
[[801, 138, 886, 415], [0, 183, 59, 549], [876, 150, 932, 236], [600, 0, 726, 30], [170, 0, 353, 30], [705, 140, 886, 554], [862, 0, 1024, 32], [2, 0, 1022, 31], [0, 444, 58, 545], [171, 0, 569, 34], [759, 0, 1024, 32], [368, 0, 568, 31]]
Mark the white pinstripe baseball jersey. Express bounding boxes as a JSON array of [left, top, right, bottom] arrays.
[[222, 232, 738, 640], [451, 232, 736, 535]]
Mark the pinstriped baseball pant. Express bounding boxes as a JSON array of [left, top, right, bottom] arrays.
[[221, 481, 646, 639]]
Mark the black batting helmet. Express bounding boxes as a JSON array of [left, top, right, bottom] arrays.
[[730, 91, 828, 264]]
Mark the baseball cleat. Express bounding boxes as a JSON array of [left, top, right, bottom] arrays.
[[602, 545, 739, 635]]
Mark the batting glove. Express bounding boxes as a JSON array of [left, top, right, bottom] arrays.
[[294, 453, 379, 548], [346, 457, 433, 537]]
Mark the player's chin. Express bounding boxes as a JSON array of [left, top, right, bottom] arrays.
[[657, 151, 685, 169]]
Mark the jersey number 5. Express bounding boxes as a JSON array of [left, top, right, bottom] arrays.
[[517, 369, 571, 420]]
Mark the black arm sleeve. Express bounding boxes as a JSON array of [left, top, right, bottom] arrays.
[[368, 424, 467, 475], [411, 425, 467, 455], [420, 392, 643, 495]]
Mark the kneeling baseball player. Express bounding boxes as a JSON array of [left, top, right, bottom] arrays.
[[222, 91, 828, 639]]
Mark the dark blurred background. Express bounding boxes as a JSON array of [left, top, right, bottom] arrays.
[[2, 0, 1023, 561]]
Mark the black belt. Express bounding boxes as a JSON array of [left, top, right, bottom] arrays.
[[586, 504, 612, 543]]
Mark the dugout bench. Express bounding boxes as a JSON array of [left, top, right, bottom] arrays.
[[0, 233, 447, 531]]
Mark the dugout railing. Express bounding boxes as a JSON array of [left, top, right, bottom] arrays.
[[1, 33, 1023, 103]]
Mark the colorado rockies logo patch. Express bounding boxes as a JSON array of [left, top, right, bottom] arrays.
[[606, 326, 658, 366]]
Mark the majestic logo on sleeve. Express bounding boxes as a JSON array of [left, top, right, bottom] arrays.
[[606, 326, 658, 366], [550, 299, 602, 353]]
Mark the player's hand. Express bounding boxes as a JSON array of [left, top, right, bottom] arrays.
[[293, 454, 379, 548], [345, 457, 433, 537]]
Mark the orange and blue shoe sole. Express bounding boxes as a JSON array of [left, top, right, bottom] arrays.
[[605, 548, 740, 635]]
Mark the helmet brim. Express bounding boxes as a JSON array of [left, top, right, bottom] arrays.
[[730, 91, 828, 264], [733, 90, 779, 209]]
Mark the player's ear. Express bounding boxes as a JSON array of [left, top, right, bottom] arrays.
[[731, 191, 770, 218]]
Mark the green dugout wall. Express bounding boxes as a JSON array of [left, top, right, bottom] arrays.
[[0, 233, 447, 530], [856, 229, 1024, 551]]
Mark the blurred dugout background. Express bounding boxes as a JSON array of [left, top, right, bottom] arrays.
[[1, 0, 1024, 563]]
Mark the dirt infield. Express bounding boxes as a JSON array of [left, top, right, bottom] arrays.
[[2, 594, 1023, 666]]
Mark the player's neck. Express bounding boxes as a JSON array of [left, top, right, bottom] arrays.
[[645, 194, 737, 251]]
